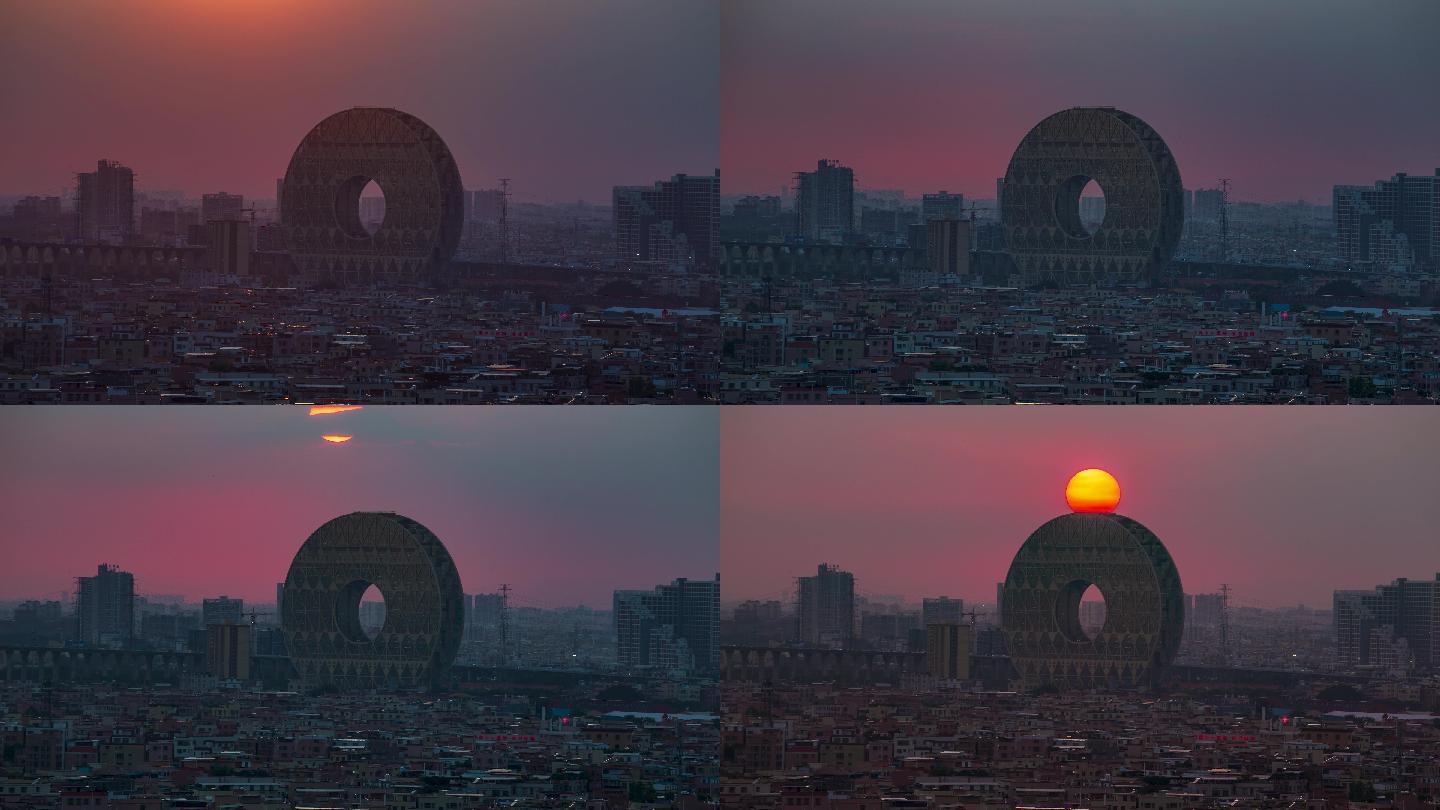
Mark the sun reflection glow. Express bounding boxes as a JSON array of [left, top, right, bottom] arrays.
[[321, 435, 353, 444]]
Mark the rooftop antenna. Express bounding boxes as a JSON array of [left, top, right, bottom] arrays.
[[1218, 583, 1232, 667], [498, 179, 512, 264], [498, 583, 511, 667], [1217, 179, 1231, 262]]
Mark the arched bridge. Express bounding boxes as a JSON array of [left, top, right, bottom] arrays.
[[721, 242, 924, 281], [0, 646, 295, 685], [0, 240, 207, 277], [721, 645, 927, 684], [0, 646, 202, 684], [0, 239, 296, 280]]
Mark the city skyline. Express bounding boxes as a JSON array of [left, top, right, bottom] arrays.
[[0, 1, 718, 202], [0, 407, 719, 607], [720, 0, 1440, 202], [720, 408, 1440, 608]]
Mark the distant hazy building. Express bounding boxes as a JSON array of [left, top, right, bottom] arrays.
[[1079, 599, 1107, 635], [1079, 194, 1106, 231], [860, 207, 902, 242], [1192, 188, 1224, 222], [921, 191, 964, 222], [469, 188, 506, 222], [860, 608, 920, 648], [797, 564, 855, 647], [76, 159, 135, 243], [358, 195, 385, 231], [201, 192, 245, 224], [202, 596, 245, 628], [206, 623, 251, 680], [14, 195, 63, 223], [139, 207, 200, 246], [734, 195, 782, 219], [922, 597, 966, 626], [1335, 170, 1440, 270], [1335, 574, 1440, 671], [728, 599, 786, 645], [1191, 593, 1226, 628], [76, 564, 135, 647], [15, 600, 63, 624], [614, 171, 720, 267], [463, 592, 505, 645], [470, 593, 505, 624], [926, 622, 972, 679], [796, 159, 855, 243], [359, 599, 386, 637], [614, 575, 719, 673]]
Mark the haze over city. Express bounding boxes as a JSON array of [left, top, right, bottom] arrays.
[[721, 407, 1440, 608], [0, 0, 719, 202], [721, 0, 1440, 202], [0, 407, 720, 607]]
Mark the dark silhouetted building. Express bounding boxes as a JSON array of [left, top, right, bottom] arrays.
[[76, 159, 134, 243], [206, 622, 251, 680], [796, 160, 854, 243], [926, 622, 972, 679], [797, 564, 855, 647], [1334, 574, 1440, 671], [614, 575, 720, 673], [613, 170, 720, 267], [1335, 170, 1440, 270], [207, 219, 250, 276], [926, 218, 971, 280], [76, 564, 135, 648]]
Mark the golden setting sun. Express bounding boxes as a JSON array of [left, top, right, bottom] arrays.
[[1065, 468, 1121, 513], [309, 405, 364, 416], [321, 435, 353, 444]]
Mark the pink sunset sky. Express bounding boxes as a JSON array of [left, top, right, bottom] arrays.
[[0, 1, 718, 202], [721, 0, 1440, 203], [721, 408, 1440, 609], [0, 408, 719, 608]]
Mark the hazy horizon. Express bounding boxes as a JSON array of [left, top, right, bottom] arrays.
[[0, 407, 720, 608], [0, 1, 719, 203], [721, 0, 1440, 204], [721, 408, 1440, 609]]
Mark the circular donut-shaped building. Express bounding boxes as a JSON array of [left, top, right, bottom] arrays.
[[1001, 512, 1184, 689], [280, 107, 465, 279], [281, 512, 465, 690], [1000, 107, 1184, 285]]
